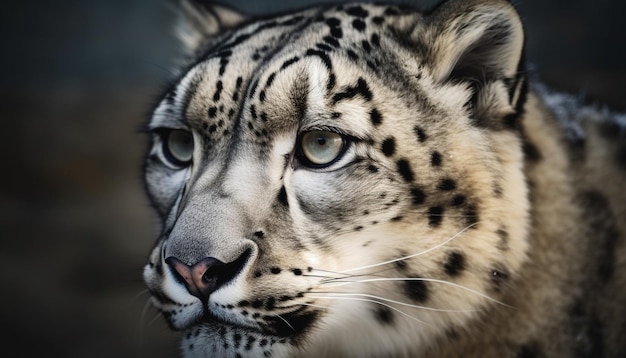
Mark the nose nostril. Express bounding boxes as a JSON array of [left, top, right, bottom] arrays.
[[165, 249, 252, 301]]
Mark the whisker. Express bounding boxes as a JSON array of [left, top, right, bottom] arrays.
[[148, 311, 163, 326], [128, 289, 151, 307], [301, 274, 348, 280], [314, 295, 434, 328], [136, 297, 156, 352], [340, 223, 478, 274], [273, 313, 296, 333], [306, 292, 477, 313], [327, 277, 511, 308]]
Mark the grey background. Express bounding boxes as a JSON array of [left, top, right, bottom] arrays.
[[1, 0, 624, 357]]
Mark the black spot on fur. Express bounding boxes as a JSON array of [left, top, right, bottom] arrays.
[[292, 268, 303, 276], [325, 17, 340, 27], [372, 16, 384, 24], [367, 164, 379, 173], [374, 306, 394, 325], [452, 195, 466, 207], [332, 77, 372, 103], [444, 251, 466, 276], [361, 40, 372, 53], [414, 126, 428, 142], [323, 35, 340, 47], [404, 277, 429, 302], [411, 187, 426, 205], [428, 206, 444, 227], [396, 159, 415, 182], [431, 151, 442, 167], [306, 49, 333, 71], [265, 73, 276, 89], [370, 108, 383, 126], [381, 137, 395, 157], [347, 50, 358, 60], [213, 81, 223, 101], [345, 6, 368, 17], [366, 60, 378, 73], [438, 178, 456, 191], [316, 43, 333, 52], [330, 27, 343, 39], [352, 19, 366, 31], [218, 57, 229, 76], [385, 7, 400, 16], [208, 106, 217, 118], [280, 57, 300, 70], [370, 34, 380, 47], [464, 204, 479, 228], [270, 267, 281, 274]]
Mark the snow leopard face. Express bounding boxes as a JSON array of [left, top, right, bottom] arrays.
[[143, 0, 533, 356]]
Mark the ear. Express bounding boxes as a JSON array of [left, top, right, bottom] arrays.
[[417, 0, 526, 128], [176, 0, 247, 54]]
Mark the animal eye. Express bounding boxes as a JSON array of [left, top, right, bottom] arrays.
[[298, 130, 346, 167], [162, 129, 194, 166]]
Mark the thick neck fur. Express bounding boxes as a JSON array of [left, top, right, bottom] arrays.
[[427, 86, 626, 357]]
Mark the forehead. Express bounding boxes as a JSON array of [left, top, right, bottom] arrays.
[[151, 4, 426, 132]]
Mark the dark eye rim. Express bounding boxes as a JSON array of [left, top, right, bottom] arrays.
[[155, 128, 194, 167], [295, 130, 350, 169]]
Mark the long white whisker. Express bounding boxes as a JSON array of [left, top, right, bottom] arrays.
[[274, 313, 296, 333], [148, 311, 163, 326], [129, 289, 151, 307], [307, 292, 477, 313], [326, 277, 511, 307], [136, 298, 156, 353], [341, 223, 478, 274], [315, 296, 434, 327]]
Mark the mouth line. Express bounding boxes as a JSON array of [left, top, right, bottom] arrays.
[[198, 306, 320, 340]]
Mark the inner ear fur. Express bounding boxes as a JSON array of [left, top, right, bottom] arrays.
[[177, 0, 247, 54], [420, 0, 524, 83], [415, 0, 526, 127]]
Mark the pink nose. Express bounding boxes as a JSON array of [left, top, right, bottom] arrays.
[[165, 256, 225, 301]]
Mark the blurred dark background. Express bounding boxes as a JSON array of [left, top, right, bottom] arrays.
[[1, 0, 624, 357]]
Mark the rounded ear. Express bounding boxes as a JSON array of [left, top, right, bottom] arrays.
[[177, 0, 247, 54], [418, 0, 524, 84], [414, 0, 526, 129]]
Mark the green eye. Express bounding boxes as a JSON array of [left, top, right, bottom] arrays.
[[299, 130, 346, 167], [163, 129, 194, 166]]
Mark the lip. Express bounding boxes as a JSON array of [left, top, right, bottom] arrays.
[[199, 306, 320, 340]]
